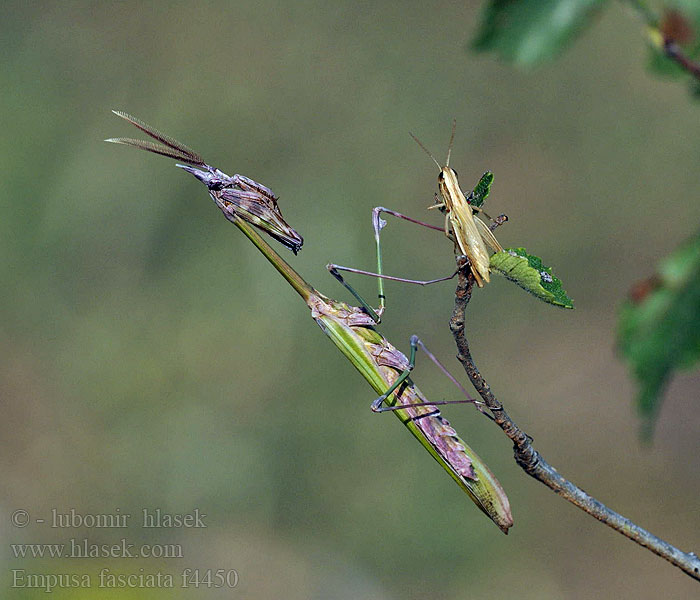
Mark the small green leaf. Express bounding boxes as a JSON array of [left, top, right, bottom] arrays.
[[471, 0, 608, 66], [470, 171, 494, 209], [618, 229, 700, 436], [490, 248, 574, 308]]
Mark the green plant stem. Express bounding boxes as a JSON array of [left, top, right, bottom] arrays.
[[449, 259, 700, 581], [233, 215, 315, 302]]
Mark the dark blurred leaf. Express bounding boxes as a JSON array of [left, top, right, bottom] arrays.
[[471, 0, 608, 66], [691, 77, 700, 97], [618, 229, 700, 436], [660, 6, 697, 43], [469, 171, 494, 208], [490, 247, 574, 308]]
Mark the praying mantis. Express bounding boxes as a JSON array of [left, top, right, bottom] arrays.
[[106, 111, 303, 255], [107, 112, 513, 533]]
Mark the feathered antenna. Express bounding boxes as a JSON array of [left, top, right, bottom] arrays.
[[105, 110, 206, 167]]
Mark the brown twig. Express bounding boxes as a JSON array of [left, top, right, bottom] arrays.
[[624, 0, 700, 83], [662, 38, 700, 82], [449, 257, 700, 581]]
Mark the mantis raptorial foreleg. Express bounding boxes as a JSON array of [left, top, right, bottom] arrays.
[[328, 201, 509, 322], [327, 207, 458, 323]]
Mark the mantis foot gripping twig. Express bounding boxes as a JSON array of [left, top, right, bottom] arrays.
[[371, 335, 491, 418]]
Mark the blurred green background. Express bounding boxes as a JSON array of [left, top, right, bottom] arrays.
[[2, 1, 699, 598]]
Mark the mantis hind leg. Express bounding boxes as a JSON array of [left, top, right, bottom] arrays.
[[371, 335, 490, 418], [327, 264, 457, 324]]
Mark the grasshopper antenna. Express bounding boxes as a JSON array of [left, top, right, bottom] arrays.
[[409, 131, 441, 170], [445, 118, 456, 167]]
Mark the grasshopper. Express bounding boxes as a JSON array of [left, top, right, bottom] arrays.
[[413, 120, 503, 287]]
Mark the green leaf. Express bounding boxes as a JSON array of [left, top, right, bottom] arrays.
[[647, 45, 689, 79], [469, 171, 494, 209], [490, 248, 574, 308], [618, 229, 700, 436], [471, 0, 608, 66], [690, 77, 700, 98]]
